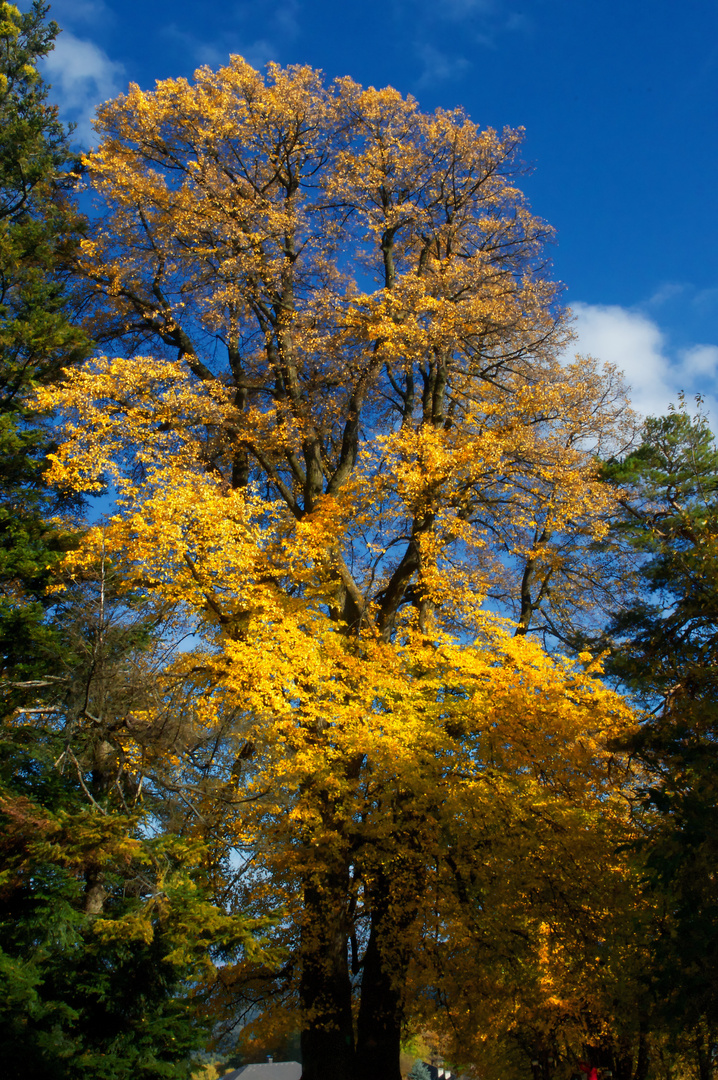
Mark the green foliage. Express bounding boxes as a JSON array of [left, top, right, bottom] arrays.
[[0, 562, 263, 1075], [0, 7, 257, 1075], [408, 1062, 433, 1080], [602, 402, 718, 1039], [0, 722, 248, 1076], [0, 0, 90, 678], [604, 404, 718, 700]]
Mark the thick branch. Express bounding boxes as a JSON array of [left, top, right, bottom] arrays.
[[376, 536, 422, 639]]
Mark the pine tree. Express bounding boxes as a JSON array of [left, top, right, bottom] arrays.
[[408, 1063, 433, 1080], [0, 9, 252, 1075], [0, 0, 89, 676], [602, 403, 718, 1062]]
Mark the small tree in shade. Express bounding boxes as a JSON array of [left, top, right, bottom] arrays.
[[408, 1063, 433, 1080]]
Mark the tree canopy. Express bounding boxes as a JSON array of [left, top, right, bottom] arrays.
[[62, 58, 633, 645], [34, 57, 644, 1080], [2, 23, 714, 1080]]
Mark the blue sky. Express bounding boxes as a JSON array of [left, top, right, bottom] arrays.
[[39, 0, 718, 421]]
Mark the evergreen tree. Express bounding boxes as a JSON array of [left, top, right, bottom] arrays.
[[0, 8, 252, 1075], [605, 404, 718, 703], [0, 0, 89, 676], [602, 403, 718, 1060], [408, 1063, 433, 1080]]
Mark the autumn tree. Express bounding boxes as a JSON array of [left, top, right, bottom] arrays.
[[40, 58, 638, 1080], [409, 804, 655, 1080]]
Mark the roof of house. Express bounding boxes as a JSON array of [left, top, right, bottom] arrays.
[[224, 1063, 302, 1080]]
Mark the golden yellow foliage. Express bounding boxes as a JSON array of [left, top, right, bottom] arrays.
[[37, 58, 642, 1080]]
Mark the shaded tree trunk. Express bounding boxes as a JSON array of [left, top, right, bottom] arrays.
[[356, 870, 419, 1080], [300, 871, 355, 1080], [355, 910, 404, 1080], [694, 1028, 715, 1080], [83, 864, 108, 915], [633, 1021, 650, 1080], [82, 737, 116, 915]]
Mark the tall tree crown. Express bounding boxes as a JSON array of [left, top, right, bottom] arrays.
[[35, 60, 641, 1080], [0, 0, 89, 676], [46, 57, 633, 642]]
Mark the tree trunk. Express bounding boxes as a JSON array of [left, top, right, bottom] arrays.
[[83, 864, 107, 914], [299, 871, 355, 1080], [356, 868, 419, 1080], [694, 1028, 714, 1080], [355, 906, 404, 1080], [633, 1021, 650, 1080], [82, 738, 115, 915]]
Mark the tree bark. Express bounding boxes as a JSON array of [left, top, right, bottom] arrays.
[[356, 869, 418, 1080], [633, 1021, 650, 1080], [300, 871, 356, 1080], [694, 1028, 714, 1080], [355, 907, 404, 1080], [83, 865, 107, 915]]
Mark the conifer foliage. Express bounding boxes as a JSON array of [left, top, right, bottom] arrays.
[[0, 0, 88, 671], [603, 406, 718, 1062], [0, 9, 252, 1077]]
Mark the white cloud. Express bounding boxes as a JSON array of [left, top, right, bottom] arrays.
[[47, 0, 113, 26], [406, 0, 530, 83], [439, 0, 496, 17], [504, 10, 532, 32], [646, 281, 688, 307], [404, 0, 528, 36], [415, 43, 471, 86], [680, 343, 718, 378], [272, 0, 300, 39], [41, 31, 125, 149], [693, 285, 718, 313], [568, 301, 718, 423], [237, 40, 280, 70]]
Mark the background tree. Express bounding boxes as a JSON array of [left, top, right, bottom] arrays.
[[0, 0, 88, 670], [0, 8, 257, 1076], [1, 532, 262, 1078], [599, 404, 718, 1075], [407, 1062, 432, 1080], [40, 58, 639, 1080]]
